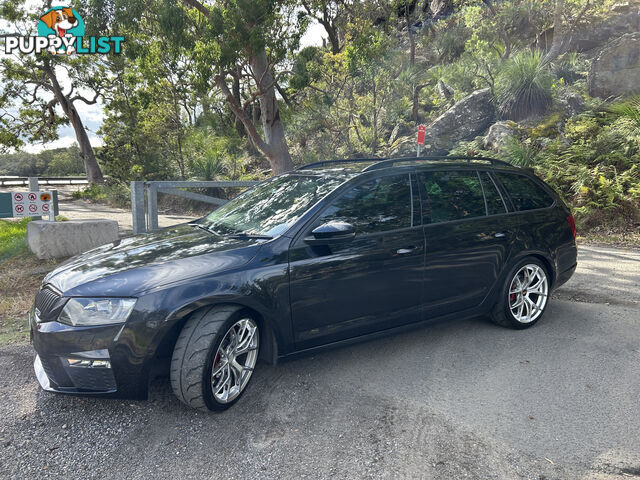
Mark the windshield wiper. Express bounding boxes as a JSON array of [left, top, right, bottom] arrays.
[[189, 223, 217, 235], [226, 232, 273, 240]]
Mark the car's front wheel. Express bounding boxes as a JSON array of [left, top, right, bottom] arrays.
[[170, 305, 260, 411], [491, 258, 550, 329]]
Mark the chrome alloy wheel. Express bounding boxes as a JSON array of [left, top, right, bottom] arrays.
[[211, 318, 259, 404], [508, 264, 549, 324]]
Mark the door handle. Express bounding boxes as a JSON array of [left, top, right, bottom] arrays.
[[396, 246, 417, 254], [494, 232, 507, 238]]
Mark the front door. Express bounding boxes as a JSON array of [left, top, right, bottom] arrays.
[[289, 173, 425, 350]]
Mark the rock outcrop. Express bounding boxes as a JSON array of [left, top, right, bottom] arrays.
[[422, 88, 495, 153], [483, 121, 517, 151], [588, 33, 640, 98]]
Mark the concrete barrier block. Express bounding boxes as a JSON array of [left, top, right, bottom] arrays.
[[27, 220, 119, 259]]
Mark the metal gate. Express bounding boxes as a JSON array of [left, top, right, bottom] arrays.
[[130, 180, 258, 234]]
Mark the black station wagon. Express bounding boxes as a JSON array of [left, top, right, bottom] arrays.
[[31, 157, 578, 411]]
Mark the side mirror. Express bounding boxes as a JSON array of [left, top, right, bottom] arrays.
[[304, 221, 355, 245]]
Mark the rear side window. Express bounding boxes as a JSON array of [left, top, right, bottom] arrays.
[[420, 171, 486, 223], [317, 174, 412, 234], [479, 172, 507, 215], [494, 172, 554, 211]]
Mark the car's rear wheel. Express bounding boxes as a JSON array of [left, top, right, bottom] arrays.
[[491, 258, 550, 329], [170, 305, 260, 411]]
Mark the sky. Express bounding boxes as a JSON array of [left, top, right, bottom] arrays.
[[0, 2, 327, 153]]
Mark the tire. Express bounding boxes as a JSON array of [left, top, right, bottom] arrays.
[[491, 257, 550, 329], [170, 305, 260, 411]]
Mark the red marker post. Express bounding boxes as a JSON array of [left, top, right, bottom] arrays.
[[416, 125, 426, 157]]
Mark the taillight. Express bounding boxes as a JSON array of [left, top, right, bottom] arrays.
[[567, 214, 577, 240]]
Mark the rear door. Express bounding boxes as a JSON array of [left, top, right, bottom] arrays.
[[288, 173, 425, 350], [418, 169, 517, 317]]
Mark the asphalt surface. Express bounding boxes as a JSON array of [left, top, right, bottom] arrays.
[[0, 245, 638, 480]]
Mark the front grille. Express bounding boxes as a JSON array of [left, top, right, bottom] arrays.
[[34, 286, 65, 321]]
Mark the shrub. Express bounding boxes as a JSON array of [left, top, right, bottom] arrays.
[[551, 53, 583, 85], [608, 95, 640, 131], [500, 137, 539, 167], [72, 182, 131, 209], [495, 50, 553, 121]]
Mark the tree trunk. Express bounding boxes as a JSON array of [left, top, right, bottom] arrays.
[[232, 68, 245, 137], [541, 0, 566, 66], [67, 106, 104, 183], [322, 20, 341, 54], [371, 77, 378, 154], [412, 83, 428, 123], [248, 50, 293, 174], [42, 62, 104, 183], [214, 53, 293, 174]]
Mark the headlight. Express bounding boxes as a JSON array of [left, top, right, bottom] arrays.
[[58, 298, 136, 327]]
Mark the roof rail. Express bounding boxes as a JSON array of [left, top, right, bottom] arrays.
[[296, 158, 382, 170], [363, 156, 513, 171], [296, 155, 513, 172]]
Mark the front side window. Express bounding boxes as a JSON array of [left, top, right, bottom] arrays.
[[493, 172, 554, 211], [316, 174, 412, 234], [204, 174, 346, 237], [420, 170, 486, 223]]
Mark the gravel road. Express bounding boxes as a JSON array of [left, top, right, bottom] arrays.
[[1, 245, 638, 480], [58, 198, 198, 234]]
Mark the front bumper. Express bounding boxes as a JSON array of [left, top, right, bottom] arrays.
[[30, 312, 148, 398], [34, 351, 117, 394]]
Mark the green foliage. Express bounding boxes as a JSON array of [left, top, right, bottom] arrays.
[[552, 53, 583, 85], [72, 182, 131, 208], [535, 113, 640, 229], [501, 137, 539, 167], [496, 51, 554, 120], [184, 128, 244, 180], [608, 96, 640, 131], [0, 145, 86, 176]]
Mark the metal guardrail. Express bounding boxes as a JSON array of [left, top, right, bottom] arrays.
[[131, 180, 259, 234], [0, 176, 89, 187]]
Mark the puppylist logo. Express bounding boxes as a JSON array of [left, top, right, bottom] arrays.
[[4, 6, 124, 55]]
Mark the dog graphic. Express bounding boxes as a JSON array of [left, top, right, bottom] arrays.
[[40, 8, 78, 55]]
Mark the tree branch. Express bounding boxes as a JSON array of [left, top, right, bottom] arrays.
[[181, 0, 211, 19], [214, 73, 270, 155], [70, 90, 101, 105]]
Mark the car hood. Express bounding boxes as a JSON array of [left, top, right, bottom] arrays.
[[43, 225, 266, 297]]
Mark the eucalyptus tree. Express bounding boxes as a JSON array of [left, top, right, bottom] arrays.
[[0, 2, 106, 182]]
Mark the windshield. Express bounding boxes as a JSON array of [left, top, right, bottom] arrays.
[[203, 174, 346, 237]]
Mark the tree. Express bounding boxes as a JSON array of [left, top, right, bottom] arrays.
[[0, 3, 105, 183], [177, 0, 304, 174], [540, 0, 613, 66], [301, 0, 353, 54]]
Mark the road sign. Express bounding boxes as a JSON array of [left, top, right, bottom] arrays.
[[9, 191, 54, 219], [417, 125, 426, 146]]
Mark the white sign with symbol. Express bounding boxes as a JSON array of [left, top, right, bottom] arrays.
[[11, 191, 53, 218]]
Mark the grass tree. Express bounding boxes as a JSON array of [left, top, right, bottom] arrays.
[[495, 50, 553, 121]]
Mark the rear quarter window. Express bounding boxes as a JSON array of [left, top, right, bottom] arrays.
[[494, 172, 554, 211]]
